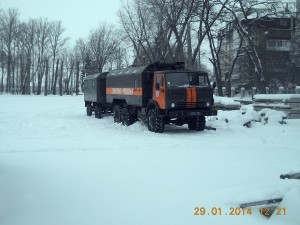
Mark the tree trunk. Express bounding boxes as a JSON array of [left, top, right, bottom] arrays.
[[225, 72, 231, 97], [12, 58, 16, 94], [70, 63, 74, 95], [6, 50, 12, 93], [59, 60, 63, 96], [37, 67, 43, 95], [75, 61, 80, 95], [51, 55, 56, 93], [207, 23, 223, 96], [26, 56, 31, 95], [32, 75, 36, 94], [44, 59, 49, 96], [16, 58, 20, 94], [52, 59, 59, 95], [66, 60, 74, 95], [1, 62, 4, 94], [20, 56, 25, 95], [186, 23, 192, 69]]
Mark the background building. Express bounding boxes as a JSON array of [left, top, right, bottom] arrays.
[[218, 6, 300, 92]]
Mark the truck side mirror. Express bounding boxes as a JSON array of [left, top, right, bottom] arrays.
[[156, 83, 160, 91], [213, 82, 216, 89]]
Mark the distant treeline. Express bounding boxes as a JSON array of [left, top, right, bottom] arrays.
[[0, 1, 295, 96]]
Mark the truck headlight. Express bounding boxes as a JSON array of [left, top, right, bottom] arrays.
[[171, 103, 176, 108]]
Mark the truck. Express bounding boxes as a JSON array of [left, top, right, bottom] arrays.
[[83, 62, 217, 133]]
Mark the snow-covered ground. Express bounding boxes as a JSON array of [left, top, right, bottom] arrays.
[[0, 95, 299, 225]]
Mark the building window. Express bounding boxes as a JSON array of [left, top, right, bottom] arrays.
[[92, 80, 95, 88], [267, 39, 290, 51]]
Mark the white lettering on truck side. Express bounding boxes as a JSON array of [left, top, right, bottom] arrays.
[[110, 88, 134, 95], [122, 88, 134, 95], [112, 88, 122, 95]]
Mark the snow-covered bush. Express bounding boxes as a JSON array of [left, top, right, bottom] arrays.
[[258, 109, 287, 125], [215, 106, 286, 128]]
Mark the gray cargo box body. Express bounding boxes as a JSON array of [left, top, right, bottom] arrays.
[[84, 72, 108, 103], [106, 66, 150, 107]]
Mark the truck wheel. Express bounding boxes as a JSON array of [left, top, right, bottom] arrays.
[[94, 105, 103, 119], [188, 115, 205, 131], [86, 105, 92, 116], [121, 107, 135, 126], [113, 105, 123, 123], [148, 109, 164, 133]]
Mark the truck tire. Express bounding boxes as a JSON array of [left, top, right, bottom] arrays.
[[94, 105, 103, 119], [121, 107, 135, 126], [188, 115, 205, 131], [113, 105, 123, 123], [86, 105, 92, 116], [148, 109, 164, 133]]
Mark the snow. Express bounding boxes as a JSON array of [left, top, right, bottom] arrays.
[[254, 103, 291, 109], [0, 95, 300, 225], [270, 187, 300, 225], [214, 96, 241, 106], [254, 94, 300, 101], [214, 96, 241, 110]]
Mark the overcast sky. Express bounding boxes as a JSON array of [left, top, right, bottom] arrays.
[[0, 0, 121, 45]]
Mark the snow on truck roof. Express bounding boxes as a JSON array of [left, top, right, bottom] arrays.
[[84, 72, 108, 80], [107, 67, 208, 77], [107, 65, 148, 77], [85, 73, 101, 80]]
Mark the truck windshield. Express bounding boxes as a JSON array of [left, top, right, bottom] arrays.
[[166, 72, 209, 87]]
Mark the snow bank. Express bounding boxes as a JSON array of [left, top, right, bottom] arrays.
[[254, 94, 300, 101], [214, 96, 241, 110], [214, 96, 241, 106], [253, 94, 300, 119], [215, 105, 286, 127], [0, 95, 299, 225], [269, 187, 300, 225]]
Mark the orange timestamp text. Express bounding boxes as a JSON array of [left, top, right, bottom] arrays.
[[194, 207, 287, 216]]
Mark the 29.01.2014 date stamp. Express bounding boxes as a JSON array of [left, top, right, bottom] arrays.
[[193, 207, 287, 216]]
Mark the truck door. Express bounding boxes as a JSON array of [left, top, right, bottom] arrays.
[[153, 73, 166, 109]]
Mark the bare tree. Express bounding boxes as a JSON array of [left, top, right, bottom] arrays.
[[65, 59, 75, 95], [87, 23, 121, 73], [49, 21, 68, 93], [0, 8, 20, 93], [59, 60, 63, 96], [44, 58, 49, 96], [189, 0, 230, 69], [118, 0, 177, 65], [18, 19, 36, 95], [52, 58, 60, 95], [0, 7, 71, 96], [0, 29, 5, 94], [75, 60, 80, 95], [118, 0, 148, 65], [207, 21, 224, 95], [109, 47, 130, 69], [35, 18, 51, 95], [118, 0, 228, 70]]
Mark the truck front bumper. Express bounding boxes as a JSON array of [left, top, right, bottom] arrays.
[[166, 108, 218, 118]]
